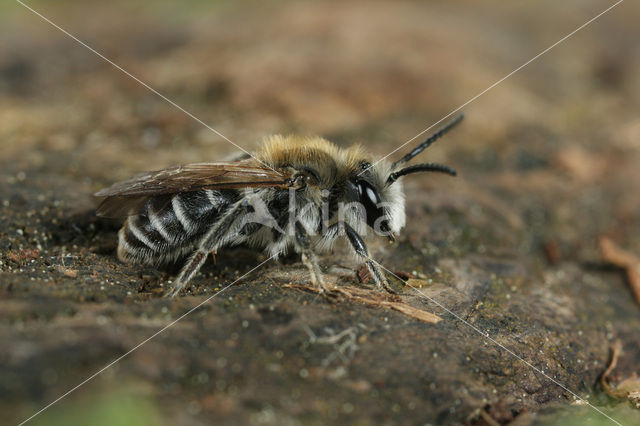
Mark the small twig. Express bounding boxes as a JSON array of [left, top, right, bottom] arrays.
[[599, 236, 640, 306], [601, 339, 623, 396], [601, 339, 640, 408], [284, 283, 442, 324]]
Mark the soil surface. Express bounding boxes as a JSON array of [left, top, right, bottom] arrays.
[[2, 1, 640, 425]]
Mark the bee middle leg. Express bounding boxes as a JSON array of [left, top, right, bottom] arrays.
[[167, 202, 245, 297], [329, 222, 396, 294], [294, 221, 331, 294]]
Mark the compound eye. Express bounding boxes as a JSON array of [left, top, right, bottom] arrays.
[[362, 184, 378, 205], [357, 180, 370, 199], [357, 180, 383, 228]]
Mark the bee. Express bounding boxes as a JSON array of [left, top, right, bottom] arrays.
[[95, 115, 463, 297]]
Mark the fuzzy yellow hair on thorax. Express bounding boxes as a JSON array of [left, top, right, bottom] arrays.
[[257, 135, 368, 178]]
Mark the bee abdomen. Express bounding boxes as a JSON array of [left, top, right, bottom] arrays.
[[117, 216, 179, 265], [117, 190, 239, 265]]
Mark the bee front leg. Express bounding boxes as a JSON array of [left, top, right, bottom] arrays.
[[338, 223, 396, 294], [167, 202, 245, 297], [294, 221, 331, 295]]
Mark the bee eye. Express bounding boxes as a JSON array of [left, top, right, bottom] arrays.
[[362, 185, 378, 205], [357, 180, 384, 229]]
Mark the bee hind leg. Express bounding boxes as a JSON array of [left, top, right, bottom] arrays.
[[166, 250, 210, 297], [166, 202, 245, 297]]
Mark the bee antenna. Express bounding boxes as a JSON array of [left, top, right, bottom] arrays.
[[391, 114, 464, 169], [387, 163, 457, 185]]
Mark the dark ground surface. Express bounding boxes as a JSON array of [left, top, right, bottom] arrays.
[[1, 1, 640, 425]]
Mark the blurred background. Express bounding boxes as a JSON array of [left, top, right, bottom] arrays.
[[1, 1, 639, 425]]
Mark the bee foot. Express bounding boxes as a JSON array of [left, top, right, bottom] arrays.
[[164, 283, 187, 298], [319, 287, 341, 302]]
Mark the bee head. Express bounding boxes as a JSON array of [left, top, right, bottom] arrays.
[[349, 161, 406, 241], [351, 114, 464, 241]]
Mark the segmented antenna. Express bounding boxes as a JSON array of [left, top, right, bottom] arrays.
[[391, 114, 464, 169], [387, 163, 457, 185]]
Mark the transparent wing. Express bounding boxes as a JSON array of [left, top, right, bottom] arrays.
[[95, 161, 292, 218]]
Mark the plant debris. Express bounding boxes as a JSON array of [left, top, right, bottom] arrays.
[[598, 236, 640, 306], [284, 283, 442, 324], [55, 265, 79, 278], [601, 340, 640, 408]]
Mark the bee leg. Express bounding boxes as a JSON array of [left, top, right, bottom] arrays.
[[167, 250, 210, 297], [167, 202, 245, 297], [300, 252, 328, 292], [294, 221, 332, 295], [340, 223, 396, 294]]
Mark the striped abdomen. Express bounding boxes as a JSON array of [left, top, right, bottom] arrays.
[[118, 189, 240, 265]]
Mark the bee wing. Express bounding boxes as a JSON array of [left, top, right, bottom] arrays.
[[95, 162, 292, 218]]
